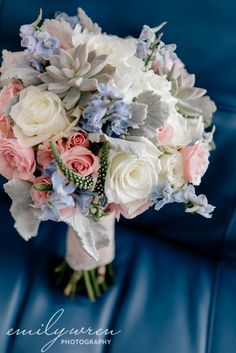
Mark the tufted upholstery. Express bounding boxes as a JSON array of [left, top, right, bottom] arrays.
[[0, 1, 236, 352]]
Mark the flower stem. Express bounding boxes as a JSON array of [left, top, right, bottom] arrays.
[[90, 269, 101, 298], [83, 271, 96, 302]]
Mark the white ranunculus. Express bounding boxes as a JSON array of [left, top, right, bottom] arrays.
[[10, 86, 71, 147], [159, 152, 185, 189], [105, 136, 161, 206]]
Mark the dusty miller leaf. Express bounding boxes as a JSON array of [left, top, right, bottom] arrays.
[[136, 91, 170, 136], [4, 180, 40, 240]]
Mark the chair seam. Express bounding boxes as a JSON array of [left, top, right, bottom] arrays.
[[205, 260, 221, 353]]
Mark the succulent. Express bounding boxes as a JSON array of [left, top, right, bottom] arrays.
[[40, 44, 115, 111], [171, 73, 216, 127]]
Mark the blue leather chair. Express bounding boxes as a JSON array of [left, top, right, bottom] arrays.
[[0, 1, 236, 352]]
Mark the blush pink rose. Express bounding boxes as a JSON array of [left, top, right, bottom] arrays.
[[30, 176, 51, 205], [0, 137, 36, 180], [66, 131, 89, 149], [0, 79, 23, 110], [0, 79, 24, 138], [61, 146, 99, 177], [180, 143, 209, 185], [156, 124, 174, 145], [0, 113, 13, 138], [37, 139, 67, 168]]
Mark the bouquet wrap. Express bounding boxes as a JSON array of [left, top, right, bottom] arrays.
[[66, 213, 115, 271]]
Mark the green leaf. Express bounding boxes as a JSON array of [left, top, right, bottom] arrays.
[[32, 184, 52, 191]]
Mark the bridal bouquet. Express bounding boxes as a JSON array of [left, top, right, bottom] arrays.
[[0, 8, 216, 300]]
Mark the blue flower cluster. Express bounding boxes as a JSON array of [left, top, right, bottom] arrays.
[[80, 84, 132, 137], [38, 171, 76, 222], [20, 22, 59, 72], [136, 23, 166, 62], [150, 182, 215, 218]]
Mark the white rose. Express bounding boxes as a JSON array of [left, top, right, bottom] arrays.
[[105, 136, 161, 210], [159, 152, 185, 189], [10, 86, 71, 147]]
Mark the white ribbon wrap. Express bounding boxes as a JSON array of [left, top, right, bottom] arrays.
[[66, 213, 115, 271]]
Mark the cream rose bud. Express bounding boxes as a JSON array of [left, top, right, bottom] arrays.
[[10, 86, 71, 147], [105, 137, 161, 206], [159, 152, 185, 189]]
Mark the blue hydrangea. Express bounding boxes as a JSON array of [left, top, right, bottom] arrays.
[[43, 161, 57, 178], [20, 23, 60, 71], [36, 172, 76, 222], [80, 83, 132, 137], [74, 191, 96, 215], [34, 31, 60, 60]]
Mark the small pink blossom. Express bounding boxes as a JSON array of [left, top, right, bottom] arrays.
[[66, 131, 89, 149], [30, 176, 51, 205], [0, 137, 36, 180], [61, 146, 99, 177], [180, 143, 209, 185], [156, 124, 174, 145]]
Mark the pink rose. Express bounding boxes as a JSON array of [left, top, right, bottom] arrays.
[[61, 146, 99, 177], [0, 137, 36, 180], [180, 143, 209, 185], [37, 133, 89, 169], [156, 124, 174, 145], [30, 176, 51, 205], [0, 113, 13, 138], [66, 131, 89, 149], [0, 79, 23, 110], [37, 140, 67, 168], [0, 79, 24, 138]]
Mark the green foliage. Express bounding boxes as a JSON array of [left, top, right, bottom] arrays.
[[94, 141, 110, 196]]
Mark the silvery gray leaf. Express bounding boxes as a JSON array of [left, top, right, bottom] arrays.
[[61, 210, 110, 260], [0, 50, 40, 86], [78, 7, 101, 34], [106, 135, 161, 158], [129, 102, 147, 129], [4, 180, 40, 240], [136, 91, 170, 136]]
